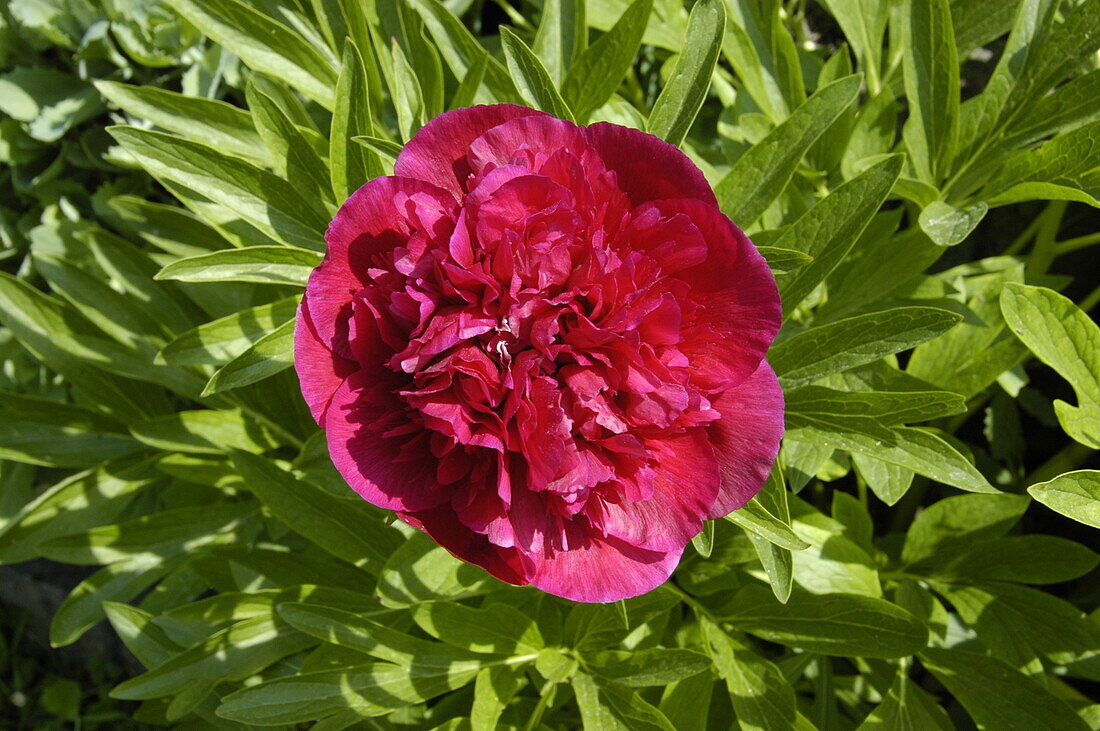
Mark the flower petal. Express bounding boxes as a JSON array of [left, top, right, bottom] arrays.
[[585, 122, 718, 206], [397, 505, 529, 586], [654, 197, 781, 392], [325, 371, 451, 512], [706, 361, 785, 519], [527, 521, 683, 603], [294, 296, 357, 424], [395, 104, 547, 197], [307, 176, 456, 357]]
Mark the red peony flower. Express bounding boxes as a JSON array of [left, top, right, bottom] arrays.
[[295, 105, 783, 602]]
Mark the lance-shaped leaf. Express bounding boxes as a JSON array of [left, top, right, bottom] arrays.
[[715, 75, 862, 224], [919, 649, 1089, 730], [500, 27, 574, 121], [331, 39, 385, 200], [647, 0, 724, 147], [533, 0, 586, 85], [562, 0, 653, 123], [900, 0, 958, 183], [111, 615, 315, 700], [95, 81, 268, 164], [722, 585, 928, 658], [202, 319, 294, 395], [156, 246, 321, 286], [231, 451, 403, 574], [131, 409, 281, 454], [705, 620, 798, 730], [777, 154, 904, 317], [109, 127, 328, 252], [165, 0, 337, 108], [157, 296, 299, 366], [1001, 283, 1100, 448], [770, 306, 962, 390]]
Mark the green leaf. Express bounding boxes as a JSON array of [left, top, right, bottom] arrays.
[[900, 0, 958, 183], [245, 78, 335, 210], [770, 306, 962, 390], [658, 667, 714, 731], [158, 296, 299, 366], [111, 616, 314, 700], [532, 0, 586, 85], [561, 0, 653, 123], [109, 126, 328, 251], [472, 665, 520, 731], [37, 503, 255, 565], [103, 602, 183, 669], [856, 673, 953, 730], [278, 602, 492, 671], [817, 0, 888, 93], [573, 672, 676, 731], [786, 387, 966, 432], [715, 75, 862, 225], [0, 458, 158, 563], [51, 555, 177, 647], [103, 195, 231, 259], [691, 519, 714, 558], [925, 535, 1097, 585], [776, 154, 904, 316], [389, 39, 426, 142], [156, 246, 320, 285], [747, 467, 795, 603], [0, 390, 142, 468], [589, 649, 711, 687], [216, 662, 481, 725], [1028, 470, 1100, 529], [500, 27, 574, 121], [94, 80, 268, 165], [231, 451, 403, 574], [1002, 69, 1100, 151], [918, 200, 988, 246], [131, 409, 281, 455], [786, 424, 997, 494], [0, 271, 178, 417], [940, 582, 1100, 679], [0, 66, 100, 142], [646, 0, 724, 146], [704, 619, 797, 730], [1001, 283, 1100, 448], [902, 493, 1030, 565], [919, 648, 1089, 730], [985, 121, 1100, 207], [725, 498, 810, 551], [723, 585, 929, 659], [202, 319, 293, 395], [376, 531, 491, 607], [411, 602, 544, 656], [758, 246, 812, 272], [331, 39, 385, 201], [407, 0, 519, 105], [165, 0, 337, 108]]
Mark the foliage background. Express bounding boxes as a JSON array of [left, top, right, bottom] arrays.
[[1, 0, 1099, 727]]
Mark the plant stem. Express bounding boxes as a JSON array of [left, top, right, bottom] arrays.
[[1054, 230, 1100, 257], [1026, 200, 1067, 276]]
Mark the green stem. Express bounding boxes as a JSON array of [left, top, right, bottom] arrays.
[[1053, 230, 1100, 257], [1026, 200, 1067, 276], [1080, 282, 1100, 313], [666, 582, 715, 621]]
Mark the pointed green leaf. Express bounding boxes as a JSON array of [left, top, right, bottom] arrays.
[[1028, 470, 1100, 529], [500, 26, 574, 121], [647, 0, 724, 146]]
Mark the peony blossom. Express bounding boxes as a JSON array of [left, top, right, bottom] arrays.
[[295, 105, 783, 603]]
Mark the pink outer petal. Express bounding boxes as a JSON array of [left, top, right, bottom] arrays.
[[527, 523, 683, 603], [294, 296, 357, 424], [307, 176, 457, 356], [466, 114, 589, 173], [654, 197, 781, 392], [394, 104, 548, 198], [397, 505, 529, 586], [705, 361, 785, 519], [324, 371, 451, 513], [619, 429, 720, 552], [584, 122, 718, 206]]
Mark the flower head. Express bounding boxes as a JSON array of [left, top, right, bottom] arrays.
[[296, 105, 783, 602]]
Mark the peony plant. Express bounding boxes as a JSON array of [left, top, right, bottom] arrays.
[[0, 0, 1098, 728]]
